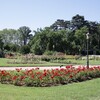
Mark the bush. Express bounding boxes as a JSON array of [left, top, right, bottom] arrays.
[[4, 43, 19, 52], [20, 45, 30, 54], [0, 66, 100, 87], [44, 51, 55, 55]]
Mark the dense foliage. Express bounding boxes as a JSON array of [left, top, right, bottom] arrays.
[[0, 14, 100, 55], [0, 65, 100, 87]]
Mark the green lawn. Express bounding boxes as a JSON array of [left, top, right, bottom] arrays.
[[0, 78, 100, 100], [0, 58, 67, 67], [68, 59, 100, 65], [0, 58, 100, 67]]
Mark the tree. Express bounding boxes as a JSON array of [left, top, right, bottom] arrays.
[[74, 26, 88, 54], [4, 43, 19, 52], [50, 19, 70, 30], [29, 27, 68, 54], [0, 29, 21, 52], [71, 14, 85, 31], [30, 27, 52, 55], [0, 35, 4, 57], [18, 26, 32, 45], [0, 14, 100, 55], [0, 35, 3, 50], [0, 29, 10, 44]]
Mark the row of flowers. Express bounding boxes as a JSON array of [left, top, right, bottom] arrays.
[[0, 65, 100, 87]]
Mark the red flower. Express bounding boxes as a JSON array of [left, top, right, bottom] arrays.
[[66, 65, 72, 69], [43, 72, 47, 76], [1, 70, 8, 76], [69, 75, 73, 78], [51, 75, 54, 79], [39, 75, 43, 80], [12, 76, 18, 80], [31, 75, 34, 79], [20, 76, 25, 81], [1, 70, 5, 75]]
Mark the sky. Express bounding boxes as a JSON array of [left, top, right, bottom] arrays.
[[0, 0, 100, 31]]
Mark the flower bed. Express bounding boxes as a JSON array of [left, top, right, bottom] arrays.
[[0, 65, 100, 87]]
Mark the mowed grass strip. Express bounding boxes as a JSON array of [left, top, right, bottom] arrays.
[[0, 58, 100, 67], [0, 78, 100, 100]]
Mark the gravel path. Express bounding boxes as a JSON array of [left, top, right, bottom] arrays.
[[0, 66, 65, 70], [0, 65, 99, 70]]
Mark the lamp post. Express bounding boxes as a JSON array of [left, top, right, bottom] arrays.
[[86, 33, 89, 68]]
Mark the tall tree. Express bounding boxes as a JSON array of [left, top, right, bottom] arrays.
[[71, 14, 85, 31], [50, 19, 70, 30], [18, 26, 32, 45], [0, 34, 4, 57], [74, 26, 88, 54], [0, 35, 4, 50], [0, 29, 18, 45], [29, 27, 68, 54]]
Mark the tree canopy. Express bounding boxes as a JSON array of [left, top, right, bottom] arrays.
[[0, 14, 100, 55]]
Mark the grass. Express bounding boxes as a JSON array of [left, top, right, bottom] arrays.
[[0, 78, 100, 100], [0, 58, 67, 67], [0, 58, 100, 67], [68, 59, 100, 65]]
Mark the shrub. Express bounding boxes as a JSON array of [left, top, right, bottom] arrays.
[[0, 66, 100, 87], [44, 51, 55, 55], [20, 45, 30, 54]]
